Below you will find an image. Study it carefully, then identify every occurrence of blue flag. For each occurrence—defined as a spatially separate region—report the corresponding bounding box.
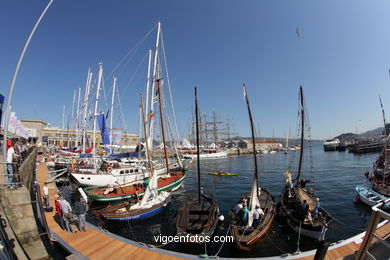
[0,94,4,126]
[97,113,110,153]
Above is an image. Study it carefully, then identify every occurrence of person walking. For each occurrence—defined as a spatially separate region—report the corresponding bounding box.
[54,194,65,229]
[74,197,87,232]
[60,196,76,233]
[43,183,49,207]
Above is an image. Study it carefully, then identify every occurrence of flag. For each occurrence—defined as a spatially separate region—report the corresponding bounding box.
[147,112,154,122]
[296,27,300,38]
[0,93,4,126]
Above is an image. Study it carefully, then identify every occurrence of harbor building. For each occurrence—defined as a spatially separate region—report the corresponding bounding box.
[243,139,283,151]
[20,119,138,147]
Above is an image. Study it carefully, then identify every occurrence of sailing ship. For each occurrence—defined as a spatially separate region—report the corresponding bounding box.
[356,95,390,205]
[93,82,172,221]
[84,170,185,202]
[180,111,228,159]
[278,86,332,241]
[176,87,220,242]
[229,85,275,251]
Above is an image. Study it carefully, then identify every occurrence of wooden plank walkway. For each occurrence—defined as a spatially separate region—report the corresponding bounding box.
[36,158,390,260]
[36,161,185,260]
[292,222,390,260]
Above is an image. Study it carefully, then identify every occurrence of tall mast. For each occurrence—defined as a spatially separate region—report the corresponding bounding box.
[213,112,218,145]
[140,94,154,175]
[110,77,117,153]
[195,87,201,204]
[149,21,162,152]
[243,85,260,200]
[145,49,153,118]
[145,49,153,157]
[75,87,81,147]
[82,69,92,153]
[93,63,103,164]
[156,80,170,173]
[61,105,65,146]
[296,86,305,183]
[379,94,388,183]
[70,89,76,146]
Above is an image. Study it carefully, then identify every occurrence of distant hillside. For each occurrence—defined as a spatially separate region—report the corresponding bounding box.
[335,124,389,142]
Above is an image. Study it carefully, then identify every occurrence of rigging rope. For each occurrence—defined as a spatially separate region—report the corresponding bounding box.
[265,233,289,255]
[161,30,182,146]
[332,215,365,231]
[213,226,230,257]
[116,85,128,134]
[104,24,157,87]
[121,51,149,96]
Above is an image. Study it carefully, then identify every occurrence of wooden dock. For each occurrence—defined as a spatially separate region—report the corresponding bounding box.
[36,160,389,259]
[292,221,390,260]
[36,161,187,260]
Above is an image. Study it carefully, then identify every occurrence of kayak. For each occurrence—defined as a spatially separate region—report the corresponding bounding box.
[209,172,237,176]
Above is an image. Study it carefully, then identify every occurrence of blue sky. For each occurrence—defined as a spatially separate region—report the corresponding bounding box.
[1,0,390,140]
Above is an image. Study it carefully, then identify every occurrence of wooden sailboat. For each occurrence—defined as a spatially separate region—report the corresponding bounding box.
[93,94,171,222]
[362,95,390,197]
[357,96,390,206]
[229,85,275,251]
[279,86,332,241]
[176,87,220,241]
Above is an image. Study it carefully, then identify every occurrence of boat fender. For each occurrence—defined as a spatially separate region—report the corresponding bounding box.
[218,214,224,222]
[355,194,360,200]
[108,167,112,172]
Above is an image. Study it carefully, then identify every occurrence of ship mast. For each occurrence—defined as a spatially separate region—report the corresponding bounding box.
[109,77,117,153]
[296,86,304,184]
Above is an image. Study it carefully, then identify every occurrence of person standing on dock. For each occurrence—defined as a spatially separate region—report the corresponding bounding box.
[74,197,87,232]
[6,140,17,188]
[54,194,65,229]
[60,196,76,233]
[43,183,49,207]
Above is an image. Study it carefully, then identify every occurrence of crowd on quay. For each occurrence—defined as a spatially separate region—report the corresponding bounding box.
[3,138,36,188]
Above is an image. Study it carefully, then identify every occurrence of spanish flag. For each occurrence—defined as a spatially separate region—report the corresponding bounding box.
[147,112,154,122]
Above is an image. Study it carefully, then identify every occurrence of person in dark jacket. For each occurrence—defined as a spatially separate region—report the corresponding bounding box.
[74,197,87,231]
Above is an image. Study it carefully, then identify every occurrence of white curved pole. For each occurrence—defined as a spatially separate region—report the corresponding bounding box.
[3,0,54,173]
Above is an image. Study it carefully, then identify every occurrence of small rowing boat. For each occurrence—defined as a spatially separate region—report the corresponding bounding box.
[209,172,237,176]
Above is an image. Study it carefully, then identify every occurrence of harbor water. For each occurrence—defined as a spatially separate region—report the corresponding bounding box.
[85,143,378,258]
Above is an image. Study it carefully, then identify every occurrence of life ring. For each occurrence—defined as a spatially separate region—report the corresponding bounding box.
[107,167,112,172]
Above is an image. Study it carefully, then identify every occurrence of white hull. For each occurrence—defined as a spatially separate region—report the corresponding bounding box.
[184,150,228,159]
[71,167,167,187]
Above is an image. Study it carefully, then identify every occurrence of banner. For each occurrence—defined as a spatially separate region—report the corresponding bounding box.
[6,111,31,139]
[0,94,4,127]
[111,130,122,145]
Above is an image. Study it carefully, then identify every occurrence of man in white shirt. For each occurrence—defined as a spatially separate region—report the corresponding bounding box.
[252,205,264,228]
[60,197,76,233]
[6,142,16,188]
[234,199,243,214]
[43,184,49,207]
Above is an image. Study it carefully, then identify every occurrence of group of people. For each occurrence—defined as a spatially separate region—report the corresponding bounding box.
[5,138,36,188]
[234,198,265,228]
[54,193,88,233]
[297,198,320,221]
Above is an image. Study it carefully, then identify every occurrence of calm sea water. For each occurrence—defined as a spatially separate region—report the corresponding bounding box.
[85,143,379,258]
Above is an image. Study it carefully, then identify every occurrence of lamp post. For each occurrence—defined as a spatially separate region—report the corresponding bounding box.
[2,0,54,175]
